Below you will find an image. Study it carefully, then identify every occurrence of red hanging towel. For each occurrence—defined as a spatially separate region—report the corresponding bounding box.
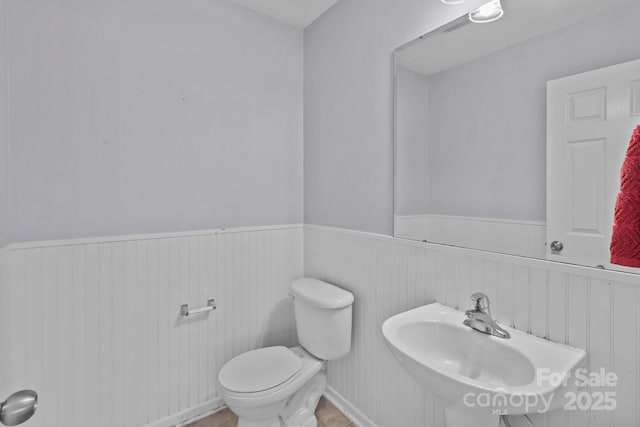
[610,124,640,267]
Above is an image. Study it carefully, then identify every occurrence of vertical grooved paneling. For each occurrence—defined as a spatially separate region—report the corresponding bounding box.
[530,268,548,338]
[123,242,136,426]
[457,256,471,311]
[147,239,160,422]
[205,236,215,399]
[0,257,10,399]
[4,225,638,427]
[513,265,530,332]
[157,238,170,419]
[71,246,86,427]
[25,249,42,417]
[373,238,385,424]
[496,262,514,326]
[85,245,100,426]
[567,276,589,426]
[177,237,189,412]
[41,248,57,425]
[483,259,498,303]
[588,279,612,427]
[542,270,568,427]
[445,254,459,309]
[435,251,447,304]
[0,226,302,427]
[56,247,72,425]
[99,244,114,427]
[187,236,198,410]
[305,227,640,427]
[469,257,483,301]
[612,284,638,427]
[197,235,208,404]
[8,251,25,396]
[112,242,126,426]
[360,239,373,419]
[548,272,568,344]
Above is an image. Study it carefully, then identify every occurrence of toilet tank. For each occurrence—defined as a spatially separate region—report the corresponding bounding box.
[291,278,354,360]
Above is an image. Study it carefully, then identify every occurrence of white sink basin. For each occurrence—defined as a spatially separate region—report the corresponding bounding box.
[382,303,586,427]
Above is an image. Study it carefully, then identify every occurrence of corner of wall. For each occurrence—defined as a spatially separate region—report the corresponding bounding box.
[0,0,10,249]
[0,248,12,398]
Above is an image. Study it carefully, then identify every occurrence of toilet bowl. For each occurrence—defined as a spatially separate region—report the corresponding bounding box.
[219,346,325,427]
[218,278,354,427]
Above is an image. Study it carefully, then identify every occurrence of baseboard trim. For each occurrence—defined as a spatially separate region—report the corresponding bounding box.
[140,388,374,427]
[324,385,379,427]
[143,397,225,427]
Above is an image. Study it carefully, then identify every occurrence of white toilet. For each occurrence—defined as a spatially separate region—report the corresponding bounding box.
[218,278,354,427]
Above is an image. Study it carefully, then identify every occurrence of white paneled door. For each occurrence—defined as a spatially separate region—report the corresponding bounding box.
[547,58,640,268]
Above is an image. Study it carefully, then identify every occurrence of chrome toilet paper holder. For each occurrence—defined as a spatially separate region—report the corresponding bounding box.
[180,299,216,317]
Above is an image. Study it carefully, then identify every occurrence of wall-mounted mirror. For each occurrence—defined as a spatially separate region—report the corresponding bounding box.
[394,0,640,272]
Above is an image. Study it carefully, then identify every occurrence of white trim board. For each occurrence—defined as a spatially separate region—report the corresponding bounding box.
[3,220,637,284]
[4,223,304,251]
[2,221,636,283]
[305,224,640,286]
[163,390,376,427]
[395,212,545,225]
[394,213,546,259]
[148,397,224,427]
[324,386,380,427]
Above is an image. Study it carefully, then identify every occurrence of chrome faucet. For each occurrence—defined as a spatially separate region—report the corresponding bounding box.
[463,292,511,339]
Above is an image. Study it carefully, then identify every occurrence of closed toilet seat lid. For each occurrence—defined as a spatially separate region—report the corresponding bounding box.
[219,346,302,393]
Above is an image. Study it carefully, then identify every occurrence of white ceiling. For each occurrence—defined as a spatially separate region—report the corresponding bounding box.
[226,0,340,28]
[397,0,637,76]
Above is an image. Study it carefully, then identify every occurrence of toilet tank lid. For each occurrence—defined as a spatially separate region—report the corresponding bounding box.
[291,278,354,309]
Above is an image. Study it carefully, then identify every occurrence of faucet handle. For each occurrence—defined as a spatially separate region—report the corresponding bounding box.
[470,292,491,312]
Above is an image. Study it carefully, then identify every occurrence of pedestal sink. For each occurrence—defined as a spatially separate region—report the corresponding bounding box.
[382,303,586,427]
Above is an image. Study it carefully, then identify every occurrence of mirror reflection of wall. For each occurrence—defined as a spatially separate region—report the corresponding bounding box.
[396,68,430,217]
[394,0,640,270]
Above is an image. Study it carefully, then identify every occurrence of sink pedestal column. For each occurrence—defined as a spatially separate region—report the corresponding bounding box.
[444,408,500,427]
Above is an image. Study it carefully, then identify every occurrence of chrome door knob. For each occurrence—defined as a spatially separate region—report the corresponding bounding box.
[550,241,564,253]
[0,390,37,426]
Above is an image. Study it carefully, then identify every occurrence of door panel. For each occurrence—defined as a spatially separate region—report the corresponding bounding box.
[547,58,640,269]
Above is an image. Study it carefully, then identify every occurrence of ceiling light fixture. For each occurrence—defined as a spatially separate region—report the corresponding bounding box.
[469,0,504,23]
[441,0,465,4]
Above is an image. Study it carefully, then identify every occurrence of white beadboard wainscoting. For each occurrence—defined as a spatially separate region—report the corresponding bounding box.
[304,225,640,427]
[394,214,546,259]
[0,225,303,427]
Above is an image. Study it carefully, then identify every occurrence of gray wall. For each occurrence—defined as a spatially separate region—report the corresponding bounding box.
[305,0,640,234]
[7,0,303,243]
[0,0,8,247]
[424,1,640,221]
[395,67,430,215]
[304,0,487,235]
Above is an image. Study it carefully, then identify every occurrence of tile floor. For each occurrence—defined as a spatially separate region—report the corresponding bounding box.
[187,396,354,427]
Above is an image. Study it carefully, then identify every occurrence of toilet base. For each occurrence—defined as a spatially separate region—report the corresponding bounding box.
[281,371,327,427]
[232,371,327,427]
